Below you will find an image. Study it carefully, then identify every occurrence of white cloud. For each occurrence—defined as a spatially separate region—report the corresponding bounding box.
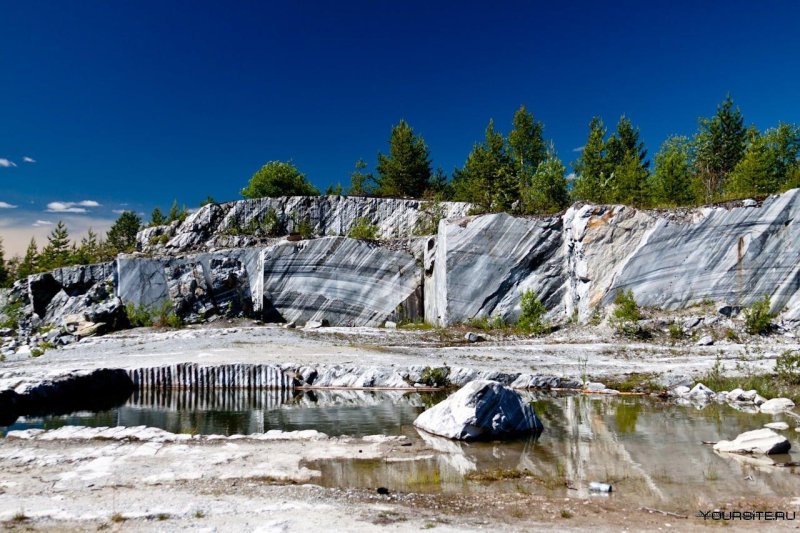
[22,156,36,163]
[112,209,126,214]
[572,146,585,153]
[566,172,577,182]
[33,220,54,227]
[0,201,17,209]
[0,158,17,168]
[46,200,101,213]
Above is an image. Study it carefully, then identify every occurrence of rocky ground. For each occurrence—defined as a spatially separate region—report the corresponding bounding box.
[2,318,800,531]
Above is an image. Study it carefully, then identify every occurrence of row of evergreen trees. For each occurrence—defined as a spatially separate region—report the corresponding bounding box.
[0,212,142,287]
[244,96,798,213]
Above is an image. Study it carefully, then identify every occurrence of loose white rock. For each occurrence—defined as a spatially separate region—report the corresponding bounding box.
[585,382,606,392]
[687,383,715,398]
[696,335,714,346]
[413,380,543,440]
[764,422,790,431]
[714,428,791,455]
[759,398,796,414]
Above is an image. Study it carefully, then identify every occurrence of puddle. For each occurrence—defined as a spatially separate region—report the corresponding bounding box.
[2,389,799,510]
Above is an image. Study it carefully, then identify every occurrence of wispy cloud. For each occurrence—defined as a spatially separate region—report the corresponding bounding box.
[0,202,17,209]
[46,200,102,213]
[566,172,577,182]
[0,158,17,168]
[572,146,585,153]
[22,156,36,163]
[33,220,54,227]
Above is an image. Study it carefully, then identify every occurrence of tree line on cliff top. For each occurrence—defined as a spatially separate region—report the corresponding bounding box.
[2,96,799,286]
[242,95,800,215]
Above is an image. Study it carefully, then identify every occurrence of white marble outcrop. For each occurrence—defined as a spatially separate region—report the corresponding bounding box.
[137,196,472,254]
[413,380,544,440]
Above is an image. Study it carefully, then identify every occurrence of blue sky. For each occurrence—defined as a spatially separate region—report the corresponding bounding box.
[2,0,799,255]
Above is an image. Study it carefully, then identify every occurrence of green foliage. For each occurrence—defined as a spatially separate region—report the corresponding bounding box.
[16,238,39,279]
[39,221,71,270]
[199,196,217,207]
[775,350,800,384]
[30,347,44,358]
[452,119,515,212]
[571,117,608,203]
[347,217,379,240]
[375,120,433,198]
[292,213,314,239]
[726,124,800,198]
[612,289,641,322]
[0,300,23,329]
[150,207,166,226]
[125,302,154,327]
[167,200,188,223]
[241,161,319,198]
[419,366,450,387]
[650,136,696,206]
[520,144,569,214]
[693,95,747,201]
[508,105,547,177]
[668,323,684,340]
[517,289,547,334]
[125,301,183,329]
[744,295,774,335]
[106,211,142,254]
[325,183,344,195]
[414,197,446,235]
[348,159,376,196]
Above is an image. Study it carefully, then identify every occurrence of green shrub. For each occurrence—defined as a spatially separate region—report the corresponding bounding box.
[668,323,683,340]
[348,217,379,240]
[776,350,800,384]
[414,199,445,236]
[125,303,154,327]
[517,289,547,334]
[0,300,23,330]
[419,366,450,387]
[153,301,183,329]
[612,289,641,322]
[466,315,507,331]
[291,213,314,239]
[30,348,44,357]
[744,295,774,335]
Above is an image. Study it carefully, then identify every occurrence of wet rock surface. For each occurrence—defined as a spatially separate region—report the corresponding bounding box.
[713,428,792,455]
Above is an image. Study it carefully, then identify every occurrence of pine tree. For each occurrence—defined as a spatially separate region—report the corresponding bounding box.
[508,105,547,177]
[241,161,319,198]
[150,207,166,226]
[521,144,569,214]
[167,200,188,223]
[348,159,376,196]
[17,238,39,279]
[572,117,608,202]
[693,95,747,201]
[452,120,515,212]
[40,221,71,270]
[650,136,696,206]
[73,228,100,265]
[375,120,433,198]
[613,151,651,206]
[106,211,142,254]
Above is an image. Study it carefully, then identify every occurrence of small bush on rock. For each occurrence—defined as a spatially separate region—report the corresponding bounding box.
[776,350,800,384]
[744,295,774,335]
[419,366,450,387]
[612,289,641,322]
[517,290,547,334]
[125,303,154,327]
[348,218,379,240]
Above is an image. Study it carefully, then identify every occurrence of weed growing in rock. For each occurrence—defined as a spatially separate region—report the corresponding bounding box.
[0,299,22,330]
[125,301,182,329]
[744,295,774,335]
[30,347,44,357]
[668,323,683,341]
[517,289,547,335]
[419,366,450,387]
[347,217,379,240]
[612,289,640,322]
[776,350,800,383]
[110,513,127,523]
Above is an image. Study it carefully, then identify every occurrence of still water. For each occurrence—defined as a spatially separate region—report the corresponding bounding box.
[3,389,799,509]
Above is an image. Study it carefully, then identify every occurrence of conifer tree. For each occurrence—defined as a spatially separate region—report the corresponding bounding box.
[572,117,608,202]
[150,207,166,226]
[40,221,71,270]
[17,238,39,279]
[521,144,569,214]
[375,120,433,198]
[650,136,696,206]
[0,237,8,288]
[106,211,142,254]
[693,95,747,200]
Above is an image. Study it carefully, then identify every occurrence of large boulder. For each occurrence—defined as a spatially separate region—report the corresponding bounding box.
[413,380,543,440]
[713,428,791,455]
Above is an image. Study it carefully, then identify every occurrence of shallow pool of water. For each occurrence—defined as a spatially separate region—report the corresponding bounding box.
[3,389,799,510]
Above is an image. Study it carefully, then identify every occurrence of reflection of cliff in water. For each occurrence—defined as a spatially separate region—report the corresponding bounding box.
[310,393,800,509]
[119,389,439,437]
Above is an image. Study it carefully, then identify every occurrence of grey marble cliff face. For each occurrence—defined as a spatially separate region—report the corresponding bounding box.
[260,237,422,326]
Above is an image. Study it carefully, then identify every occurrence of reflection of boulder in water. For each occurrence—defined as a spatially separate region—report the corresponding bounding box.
[414,380,543,441]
